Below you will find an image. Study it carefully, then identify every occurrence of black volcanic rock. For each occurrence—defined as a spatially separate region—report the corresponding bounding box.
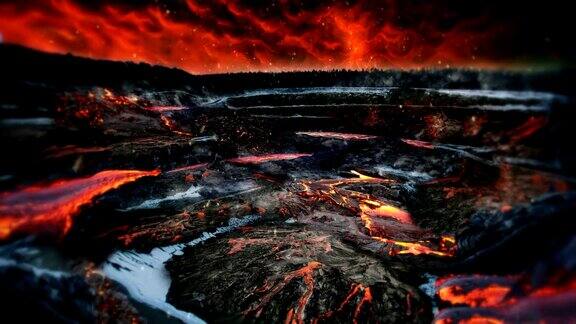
[0,45,575,323]
[166,224,432,323]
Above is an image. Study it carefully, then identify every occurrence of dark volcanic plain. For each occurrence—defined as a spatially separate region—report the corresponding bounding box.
[1,45,576,323]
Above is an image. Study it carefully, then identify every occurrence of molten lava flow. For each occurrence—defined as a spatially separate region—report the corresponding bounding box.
[144,106,188,113]
[439,285,510,307]
[227,153,312,165]
[298,172,455,257]
[401,139,435,149]
[298,171,392,195]
[296,132,378,141]
[159,115,193,136]
[339,284,365,312]
[528,278,576,298]
[165,163,208,174]
[372,237,455,257]
[359,200,413,224]
[0,170,160,240]
[353,287,373,324]
[311,283,374,323]
[435,314,504,324]
[437,277,513,307]
[247,261,322,323]
[434,274,576,323]
[57,88,143,127]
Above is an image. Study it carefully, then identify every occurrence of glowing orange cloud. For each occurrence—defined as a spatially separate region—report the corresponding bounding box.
[0,0,526,73]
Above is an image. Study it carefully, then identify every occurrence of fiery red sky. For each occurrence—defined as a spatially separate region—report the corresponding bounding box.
[0,0,571,74]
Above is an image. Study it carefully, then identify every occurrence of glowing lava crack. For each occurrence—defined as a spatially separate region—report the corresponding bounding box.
[0,169,160,240]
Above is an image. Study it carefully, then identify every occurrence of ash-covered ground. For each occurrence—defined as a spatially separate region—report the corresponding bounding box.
[1,45,576,323]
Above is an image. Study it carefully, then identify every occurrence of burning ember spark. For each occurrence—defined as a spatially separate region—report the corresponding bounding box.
[296,132,378,141]
[227,153,312,165]
[0,169,160,240]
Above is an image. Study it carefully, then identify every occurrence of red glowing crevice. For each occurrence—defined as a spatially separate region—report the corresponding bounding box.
[227,153,312,165]
[401,139,436,149]
[165,163,209,174]
[296,132,378,141]
[144,106,189,113]
[311,283,374,323]
[159,115,193,136]
[247,261,322,323]
[0,169,160,240]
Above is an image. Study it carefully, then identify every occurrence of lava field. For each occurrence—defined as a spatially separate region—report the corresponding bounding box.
[1,45,576,323]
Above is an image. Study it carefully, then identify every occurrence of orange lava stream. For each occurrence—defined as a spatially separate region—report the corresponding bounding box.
[165,163,208,174]
[435,316,504,324]
[0,169,160,240]
[249,261,322,323]
[159,115,193,136]
[227,153,312,165]
[359,200,413,224]
[401,139,436,149]
[311,283,373,323]
[352,286,373,324]
[296,132,378,141]
[437,284,511,307]
[144,106,188,113]
[434,276,576,323]
[372,236,454,257]
[299,171,455,257]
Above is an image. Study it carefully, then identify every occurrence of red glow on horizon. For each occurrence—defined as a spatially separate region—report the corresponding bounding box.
[0,0,518,74]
